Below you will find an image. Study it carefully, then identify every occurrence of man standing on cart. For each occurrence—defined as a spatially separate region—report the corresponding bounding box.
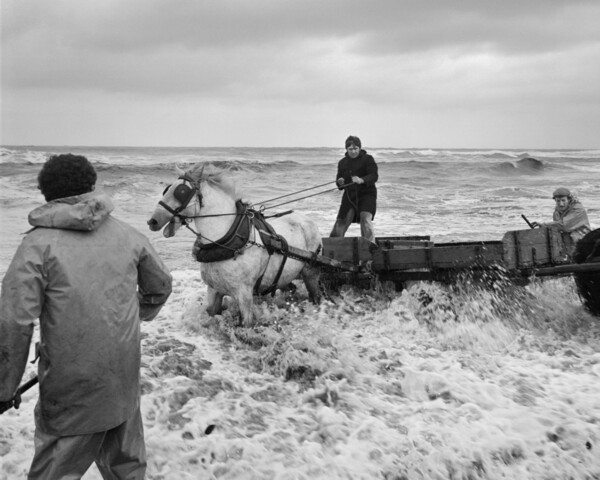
[329,135,379,243]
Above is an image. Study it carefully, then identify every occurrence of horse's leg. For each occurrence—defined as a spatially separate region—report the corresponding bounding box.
[206,286,225,316]
[233,285,255,326]
[301,264,322,304]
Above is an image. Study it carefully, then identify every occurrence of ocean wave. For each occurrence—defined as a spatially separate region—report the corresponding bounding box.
[373,149,528,159]
[482,151,520,159]
[490,157,545,174]
[0,147,49,165]
[371,149,439,156]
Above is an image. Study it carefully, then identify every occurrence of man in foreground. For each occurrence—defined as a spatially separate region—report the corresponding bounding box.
[0,154,173,479]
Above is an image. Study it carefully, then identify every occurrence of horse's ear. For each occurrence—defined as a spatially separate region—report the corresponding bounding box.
[175,165,185,176]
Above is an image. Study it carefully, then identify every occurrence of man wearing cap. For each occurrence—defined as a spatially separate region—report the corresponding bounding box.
[0,154,172,479]
[531,187,591,242]
[330,135,379,243]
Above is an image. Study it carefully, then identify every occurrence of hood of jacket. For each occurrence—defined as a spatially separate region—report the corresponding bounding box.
[343,149,367,160]
[28,192,115,231]
[554,199,581,219]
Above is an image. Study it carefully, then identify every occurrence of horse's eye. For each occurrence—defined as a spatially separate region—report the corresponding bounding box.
[162,184,171,195]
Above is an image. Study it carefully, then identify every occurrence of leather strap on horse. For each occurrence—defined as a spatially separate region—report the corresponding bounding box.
[193,200,251,262]
[194,201,293,278]
[193,202,294,297]
[253,234,289,296]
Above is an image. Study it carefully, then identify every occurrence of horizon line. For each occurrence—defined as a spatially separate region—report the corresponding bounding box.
[2,144,597,151]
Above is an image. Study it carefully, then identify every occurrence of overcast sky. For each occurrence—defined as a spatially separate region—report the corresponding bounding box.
[2,0,599,148]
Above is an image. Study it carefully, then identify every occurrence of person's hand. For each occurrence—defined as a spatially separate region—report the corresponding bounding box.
[530,221,542,228]
[13,392,22,410]
[351,176,364,184]
[336,178,345,186]
[0,398,15,414]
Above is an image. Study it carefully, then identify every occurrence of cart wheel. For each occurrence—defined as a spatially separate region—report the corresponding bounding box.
[573,228,600,315]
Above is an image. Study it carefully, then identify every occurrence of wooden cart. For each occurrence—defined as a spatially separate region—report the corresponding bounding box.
[270,226,600,314]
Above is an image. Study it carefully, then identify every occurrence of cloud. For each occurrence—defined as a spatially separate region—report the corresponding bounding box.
[6,0,599,52]
[2,0,599,147]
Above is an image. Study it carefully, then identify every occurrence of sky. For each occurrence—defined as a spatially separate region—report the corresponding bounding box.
[1,0,599,149]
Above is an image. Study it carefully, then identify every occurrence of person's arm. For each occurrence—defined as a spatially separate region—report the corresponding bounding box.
[561,203,590,233]
[530,220,559,228]
[359,155,378,186]
[137,242,172,322]
[531,207,564,229]
[0,241,44,402]
[335,159,346,189]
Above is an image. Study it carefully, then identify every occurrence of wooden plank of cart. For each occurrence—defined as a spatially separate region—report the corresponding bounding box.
[267,226,600,312]
[323,228,600,296]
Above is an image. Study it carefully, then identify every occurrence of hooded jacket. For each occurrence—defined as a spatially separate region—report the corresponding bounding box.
[549,199,591,242]
[335,149,378,222]
[0,192,172,435]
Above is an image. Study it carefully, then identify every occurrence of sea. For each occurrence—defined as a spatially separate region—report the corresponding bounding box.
[1,145,600,479]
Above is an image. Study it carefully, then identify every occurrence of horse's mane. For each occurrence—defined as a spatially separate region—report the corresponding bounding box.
[186,163,240,199]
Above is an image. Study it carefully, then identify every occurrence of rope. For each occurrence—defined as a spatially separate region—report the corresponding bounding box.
[260,182,356,211]
[344,182,360,215]
[257,181,333,205]
[167,180,357,236]
[183,212,241,219]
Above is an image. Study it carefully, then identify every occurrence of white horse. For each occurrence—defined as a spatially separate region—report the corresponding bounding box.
[147,163,322,325]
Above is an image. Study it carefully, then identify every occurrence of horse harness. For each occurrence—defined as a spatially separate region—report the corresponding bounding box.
[193,201,300,296]
[161,176,299,296]
[159,174,202,218]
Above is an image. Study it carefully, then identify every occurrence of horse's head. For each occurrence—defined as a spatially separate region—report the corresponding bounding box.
[147,166,204,237]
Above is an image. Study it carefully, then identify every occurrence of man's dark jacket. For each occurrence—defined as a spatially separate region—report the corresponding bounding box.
[335,149,378,223]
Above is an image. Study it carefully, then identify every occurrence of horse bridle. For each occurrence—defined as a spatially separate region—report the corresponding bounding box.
[159,174,203,219]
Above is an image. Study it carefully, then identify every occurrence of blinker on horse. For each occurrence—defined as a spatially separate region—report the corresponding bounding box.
[147,163,322,326]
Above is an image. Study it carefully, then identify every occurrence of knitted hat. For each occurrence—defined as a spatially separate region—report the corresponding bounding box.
[345,135,361,149]
[552,187,571,198]
[38,154,97,201]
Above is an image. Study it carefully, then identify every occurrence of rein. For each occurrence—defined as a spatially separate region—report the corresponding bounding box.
[163,180,347,227]
[159,178,355,247]
[257,181,356,211]
[257,181,332,205]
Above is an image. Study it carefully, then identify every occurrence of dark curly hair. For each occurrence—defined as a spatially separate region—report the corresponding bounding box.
[38,154,97,201]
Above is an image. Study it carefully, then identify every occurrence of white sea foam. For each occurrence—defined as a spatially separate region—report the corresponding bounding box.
[6,270,600,479]
[1,146,600,478]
